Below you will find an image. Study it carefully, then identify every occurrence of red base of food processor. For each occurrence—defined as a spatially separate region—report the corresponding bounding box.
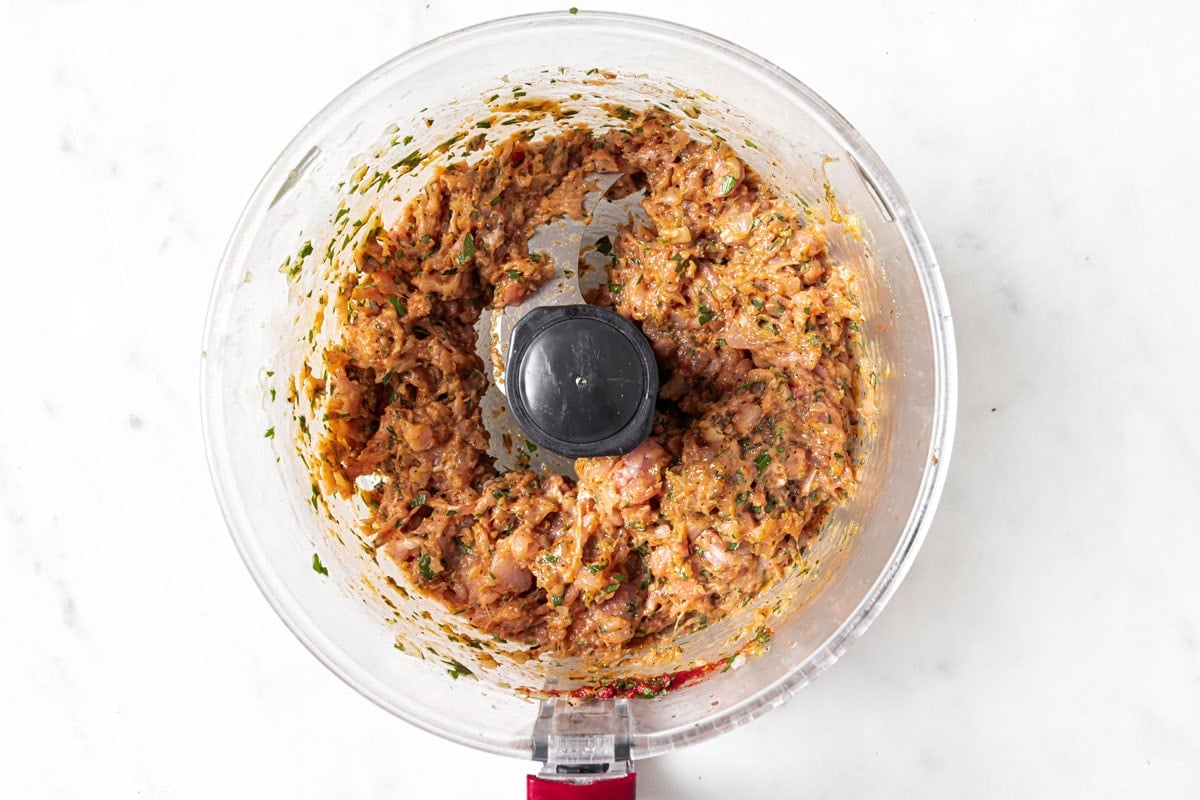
[527,774,636,799]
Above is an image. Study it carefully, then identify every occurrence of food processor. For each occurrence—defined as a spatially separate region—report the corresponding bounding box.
[201,11,956,797]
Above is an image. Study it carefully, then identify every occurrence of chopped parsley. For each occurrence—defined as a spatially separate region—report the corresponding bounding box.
[263,426,275,439]
[410,491,428,507]
[598,576,625,600]
[393,149,422,170]
[456,231,475,265]
[698,303,714,325]
[312,553,328,575]
[719,174,737,195]
[388,295,407,318]
[445,659,474,680]
[506,268,522,280]
[754,453,772,474]
[417,553,435,580]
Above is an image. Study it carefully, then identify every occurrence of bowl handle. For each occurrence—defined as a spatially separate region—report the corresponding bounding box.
[529,698,636,798]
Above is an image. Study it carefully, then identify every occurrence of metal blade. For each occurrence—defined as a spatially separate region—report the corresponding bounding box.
[475,173,649,477]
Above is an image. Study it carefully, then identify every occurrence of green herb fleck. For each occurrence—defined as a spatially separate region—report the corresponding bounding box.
[475,120,492,129]
[551,594,564,607]
[456,231,475,265]
[312,552,328,575]
[393,149,422,171]
[445,659,474,680]
[298,240,314,258]
[389,295,408,318]
[569,6,578,13]
[727,541,741,551]
[506,268,522,280]
[754,453,772,474]
[264,426,275,439]
[744,138,759,149]
[719,174,737,195]
[417,553,435,580]
[698,303,714,325]
[410,491,428,507]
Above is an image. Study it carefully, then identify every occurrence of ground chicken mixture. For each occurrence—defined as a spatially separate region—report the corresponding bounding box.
[319,108,861,660]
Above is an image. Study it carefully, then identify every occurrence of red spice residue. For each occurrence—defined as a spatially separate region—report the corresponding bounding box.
[557,626,773,701]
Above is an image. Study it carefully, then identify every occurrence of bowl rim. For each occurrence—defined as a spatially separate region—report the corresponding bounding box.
[201,8,957,761]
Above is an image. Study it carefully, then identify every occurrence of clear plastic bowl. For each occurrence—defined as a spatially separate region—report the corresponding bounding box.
[202,11,956,762]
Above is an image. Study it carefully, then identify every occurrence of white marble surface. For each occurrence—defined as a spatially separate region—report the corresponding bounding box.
[2,0,1198,796]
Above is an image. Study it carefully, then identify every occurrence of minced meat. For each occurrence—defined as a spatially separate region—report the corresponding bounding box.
[318,108,861,660]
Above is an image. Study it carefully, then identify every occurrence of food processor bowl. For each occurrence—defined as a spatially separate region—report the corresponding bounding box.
[202,8,956,779]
